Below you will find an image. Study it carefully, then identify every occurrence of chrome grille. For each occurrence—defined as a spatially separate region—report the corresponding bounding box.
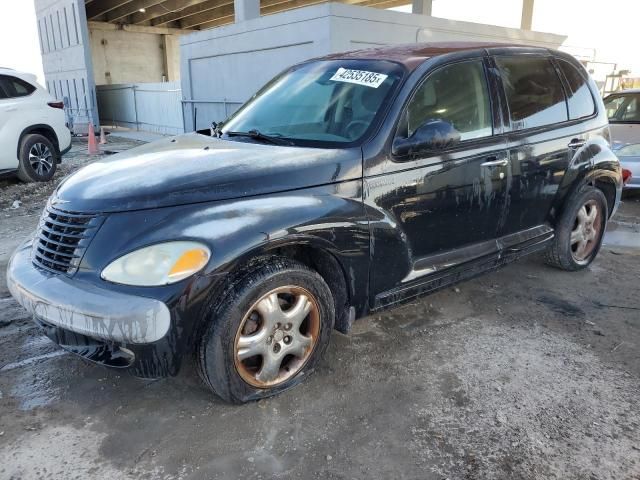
[32,205,102,275]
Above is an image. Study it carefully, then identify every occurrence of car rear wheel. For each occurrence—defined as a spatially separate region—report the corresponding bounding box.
[544,186,608,271]
[17,133,57,182]
[197,258,334,403]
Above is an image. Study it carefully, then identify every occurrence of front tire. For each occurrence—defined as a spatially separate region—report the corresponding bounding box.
[544,186,608,271]
[17,133,57,182]
[197,258,334,403]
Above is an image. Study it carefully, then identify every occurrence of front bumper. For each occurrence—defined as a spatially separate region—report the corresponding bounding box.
[7,240,171,345]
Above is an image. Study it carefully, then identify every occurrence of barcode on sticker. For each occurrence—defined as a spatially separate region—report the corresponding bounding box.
[329,68,388,88]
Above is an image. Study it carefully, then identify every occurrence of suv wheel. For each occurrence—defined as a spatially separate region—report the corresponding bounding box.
[17,133,57,182]
[544,186,608,271]
[197,258,335,403]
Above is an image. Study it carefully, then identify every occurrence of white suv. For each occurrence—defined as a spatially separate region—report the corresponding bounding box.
[0,68,71,182]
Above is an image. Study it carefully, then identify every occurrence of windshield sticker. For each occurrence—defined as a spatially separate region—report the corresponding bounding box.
[329,68,388,88]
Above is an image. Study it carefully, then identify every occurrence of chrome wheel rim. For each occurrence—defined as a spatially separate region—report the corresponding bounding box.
[570,199,602,263]
[28,143,53,177]
[233,286,320,388]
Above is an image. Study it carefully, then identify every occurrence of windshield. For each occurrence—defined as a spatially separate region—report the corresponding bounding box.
[222,60,405,147]
[604,93,640,123]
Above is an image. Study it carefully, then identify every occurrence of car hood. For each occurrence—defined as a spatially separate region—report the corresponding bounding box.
[53,133,362,213]
[609,123,640,151]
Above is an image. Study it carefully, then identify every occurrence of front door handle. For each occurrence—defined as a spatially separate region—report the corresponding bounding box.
[3,107,16,112]
[481,158,508,167]
[568,138,586,149]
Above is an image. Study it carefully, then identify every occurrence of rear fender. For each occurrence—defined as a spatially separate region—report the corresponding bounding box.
[553,137,622,221]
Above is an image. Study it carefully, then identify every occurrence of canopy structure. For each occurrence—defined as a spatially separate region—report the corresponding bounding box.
[83,0,419,29]
[35,0,543,133]
[84,0,537,30]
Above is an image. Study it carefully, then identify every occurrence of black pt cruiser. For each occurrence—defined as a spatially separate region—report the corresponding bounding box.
[8,42,622,403]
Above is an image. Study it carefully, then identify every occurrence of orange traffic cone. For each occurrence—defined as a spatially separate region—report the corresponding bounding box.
[99,126,107,145]
[87,122,100,155]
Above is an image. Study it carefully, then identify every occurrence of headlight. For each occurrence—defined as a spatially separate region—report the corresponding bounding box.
[101,241,210,286]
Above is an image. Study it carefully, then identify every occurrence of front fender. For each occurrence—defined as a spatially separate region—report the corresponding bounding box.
[81,180,369,315]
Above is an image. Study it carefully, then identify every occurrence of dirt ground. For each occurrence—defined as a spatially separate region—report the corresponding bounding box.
[1,138,639,479]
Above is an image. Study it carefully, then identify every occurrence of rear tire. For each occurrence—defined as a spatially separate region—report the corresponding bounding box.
[544,186,608,271]
[17,134,57,183]
[197,258,334,404]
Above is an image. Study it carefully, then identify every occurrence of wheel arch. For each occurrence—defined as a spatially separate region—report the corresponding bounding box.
[592,173,618,217]
[18,125,61,160]
[554,138,622,224]
[555,169,620,225]
[222,236,356,334]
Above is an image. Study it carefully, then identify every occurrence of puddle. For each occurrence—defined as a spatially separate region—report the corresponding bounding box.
[1,350,67,373]
[1,332,69,410]
[7,358,65,410]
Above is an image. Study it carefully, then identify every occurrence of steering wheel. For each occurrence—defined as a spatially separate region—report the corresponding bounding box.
[345,120,369,140]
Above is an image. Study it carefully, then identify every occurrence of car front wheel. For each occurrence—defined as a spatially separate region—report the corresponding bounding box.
[197,258,335,403]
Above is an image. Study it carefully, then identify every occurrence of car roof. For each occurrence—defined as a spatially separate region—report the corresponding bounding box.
[0,67,23,75]
[0,68,40,87]
[317,41,549,71]
[0,67,34,76]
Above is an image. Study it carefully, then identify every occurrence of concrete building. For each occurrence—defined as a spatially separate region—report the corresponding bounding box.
[180,2,564,131]
[33,0,564,134]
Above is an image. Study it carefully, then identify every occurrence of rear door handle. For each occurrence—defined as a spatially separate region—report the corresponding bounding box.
[3,107,16,112]
[481,158,508,167]
[568,139,586,149]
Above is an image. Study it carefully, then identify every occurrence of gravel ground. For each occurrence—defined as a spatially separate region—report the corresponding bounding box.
[0,138,639,479]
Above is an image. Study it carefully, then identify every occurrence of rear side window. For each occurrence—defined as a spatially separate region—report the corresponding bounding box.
[495,56,568,130]
[557,60,596,119]
[0,75,36,98]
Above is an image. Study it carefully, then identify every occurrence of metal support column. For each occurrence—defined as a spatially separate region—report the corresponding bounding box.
[234,0,260,23]
[521,0,534,30]
[411,0,432,15]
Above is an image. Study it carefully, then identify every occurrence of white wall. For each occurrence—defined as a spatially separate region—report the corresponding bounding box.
[97,82,184,135]
[181,8,333,129]
[180,2,567,131]
[329,5,566,50]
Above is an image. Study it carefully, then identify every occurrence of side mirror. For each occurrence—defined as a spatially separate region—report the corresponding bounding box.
[392,119,461,158]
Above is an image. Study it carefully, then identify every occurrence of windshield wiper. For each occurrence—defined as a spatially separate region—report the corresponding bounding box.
[225,129,294,146]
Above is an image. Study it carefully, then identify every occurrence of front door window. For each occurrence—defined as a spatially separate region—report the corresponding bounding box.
[399,59,492,142]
